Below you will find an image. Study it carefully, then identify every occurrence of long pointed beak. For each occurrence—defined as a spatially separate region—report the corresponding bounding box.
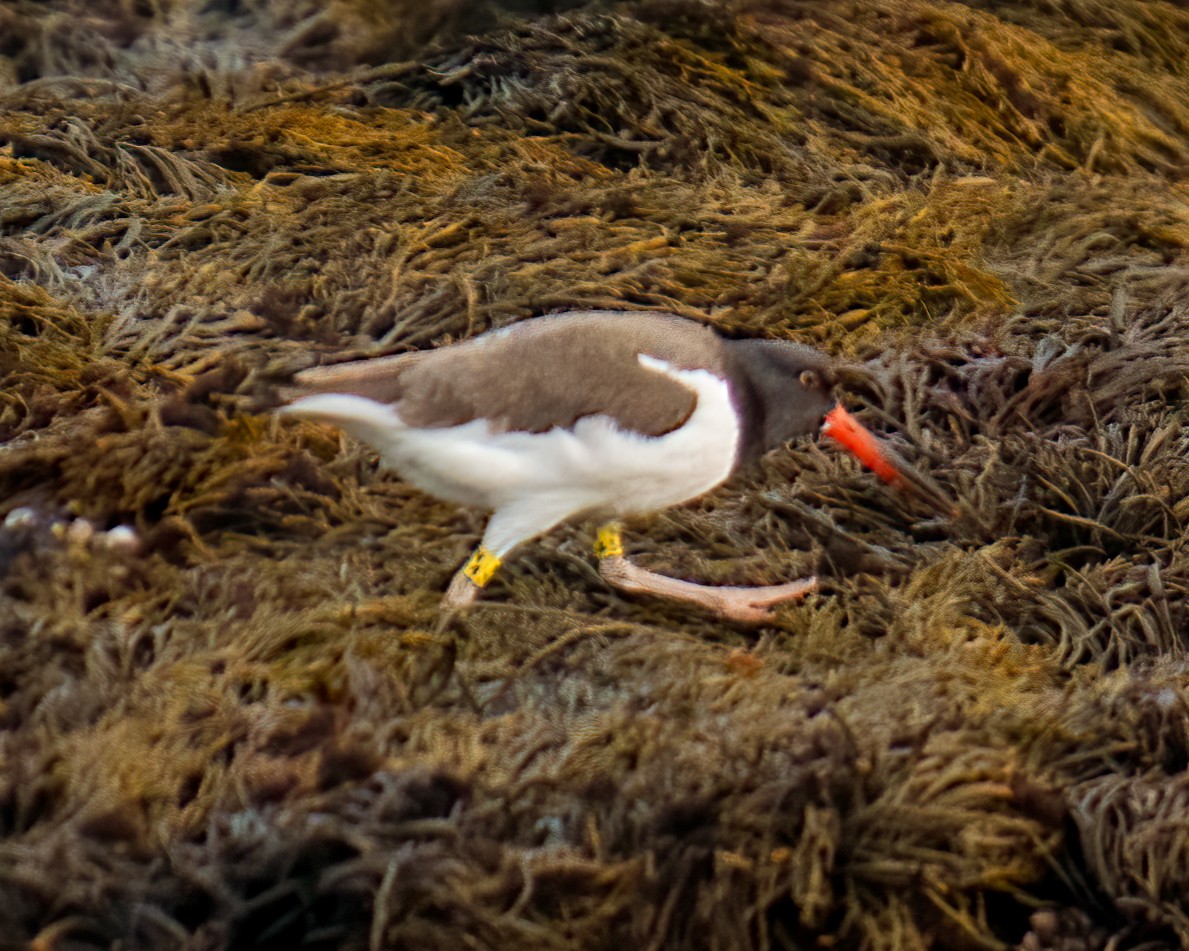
[821,404,902,486]
[821,405,958,518]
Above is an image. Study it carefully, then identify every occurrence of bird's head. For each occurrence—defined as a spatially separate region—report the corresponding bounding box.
[728,339,838,450]
[730,338,956,516]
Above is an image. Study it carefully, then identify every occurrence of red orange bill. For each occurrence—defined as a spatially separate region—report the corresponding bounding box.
[821,404,960,518]
[821,404,902,486]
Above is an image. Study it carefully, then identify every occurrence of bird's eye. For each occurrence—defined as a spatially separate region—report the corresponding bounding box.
[799,370,820,389]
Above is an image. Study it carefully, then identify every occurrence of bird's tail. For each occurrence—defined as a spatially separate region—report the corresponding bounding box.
[275,350,428,433]
[281,351,427,405]
[279,393,404,433]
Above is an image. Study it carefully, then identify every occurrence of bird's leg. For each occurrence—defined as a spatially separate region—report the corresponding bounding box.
[440,545,501,621]
[595,524,817,624]
[438,499,580,621]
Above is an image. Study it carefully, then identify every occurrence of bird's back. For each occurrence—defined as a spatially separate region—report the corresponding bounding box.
[289,310,730,438]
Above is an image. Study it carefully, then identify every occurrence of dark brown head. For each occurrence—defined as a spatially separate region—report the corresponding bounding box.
[725,339,837,461]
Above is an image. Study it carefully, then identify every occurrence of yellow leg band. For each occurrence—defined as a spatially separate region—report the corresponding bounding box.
[594,525,624,559]
[462,547,501,587]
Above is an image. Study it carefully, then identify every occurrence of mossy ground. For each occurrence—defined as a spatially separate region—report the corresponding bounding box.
[1,1,1189,948]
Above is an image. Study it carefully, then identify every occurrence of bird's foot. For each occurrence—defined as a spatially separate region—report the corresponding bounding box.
[703,578,819,623]
[599,556,816,624]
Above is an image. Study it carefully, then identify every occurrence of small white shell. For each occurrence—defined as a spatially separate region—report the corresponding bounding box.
[3,507,37,529]
[103,525,140,553]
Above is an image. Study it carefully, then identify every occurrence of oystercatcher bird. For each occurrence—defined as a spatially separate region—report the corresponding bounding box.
[280,310,907,622]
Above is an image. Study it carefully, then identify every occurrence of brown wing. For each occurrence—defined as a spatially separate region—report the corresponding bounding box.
[286,350,431,404]
[288,311,729,438]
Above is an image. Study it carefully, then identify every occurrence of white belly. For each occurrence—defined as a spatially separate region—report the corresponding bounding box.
[283,357,740,522]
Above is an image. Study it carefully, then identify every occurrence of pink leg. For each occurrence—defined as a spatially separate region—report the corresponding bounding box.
[442,568,482,612]
[598,554,817,624]
[438,499,582,622]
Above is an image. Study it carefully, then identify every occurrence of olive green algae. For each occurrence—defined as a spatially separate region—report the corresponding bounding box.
[1,1,1189,948]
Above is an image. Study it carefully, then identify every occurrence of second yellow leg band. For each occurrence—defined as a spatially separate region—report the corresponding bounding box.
[594,525,624,559]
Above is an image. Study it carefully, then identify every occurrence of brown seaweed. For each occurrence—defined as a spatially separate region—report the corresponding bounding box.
[2,0,1189,948]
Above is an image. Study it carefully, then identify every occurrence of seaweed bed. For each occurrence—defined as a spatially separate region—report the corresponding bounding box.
[1,0,1189,948]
